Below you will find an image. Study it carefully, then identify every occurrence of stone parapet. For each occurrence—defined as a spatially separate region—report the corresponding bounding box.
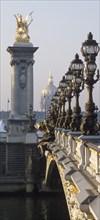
[45,128,100,219]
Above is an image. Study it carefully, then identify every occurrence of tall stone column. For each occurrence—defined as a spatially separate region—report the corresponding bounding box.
[7,44,38,139]
[7,44,38,117]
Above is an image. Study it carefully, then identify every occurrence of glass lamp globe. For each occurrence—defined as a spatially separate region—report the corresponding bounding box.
[76,77,82,85]
[65,68,73,81]
[86,62,97,72]
[70,53,84,72]
[57,86,62,94]
[53,91,59,101]
[59,76,66,88]
[66,86,70,92]
[81,32,100,57]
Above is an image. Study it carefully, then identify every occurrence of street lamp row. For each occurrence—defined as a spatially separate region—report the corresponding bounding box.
[46,32,100,135]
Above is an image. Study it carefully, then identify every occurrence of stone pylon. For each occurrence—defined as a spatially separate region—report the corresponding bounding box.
[7,43,38,141]
[0,15,39,193]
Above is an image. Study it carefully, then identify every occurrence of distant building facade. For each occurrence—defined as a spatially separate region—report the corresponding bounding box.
[40,72,57,113]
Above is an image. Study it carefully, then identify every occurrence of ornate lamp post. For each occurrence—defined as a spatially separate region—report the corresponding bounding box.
[56,87,63,127]
[52,91,60,127]
[80,32,100,134]
[53,91,59,124]
[49,98,57,126]
[58,76,67,127]
[46,97,59,135]
[70,53,84,131]
[63,68,73,129]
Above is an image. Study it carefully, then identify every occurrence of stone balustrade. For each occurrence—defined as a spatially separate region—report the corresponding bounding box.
[54,128,100,184]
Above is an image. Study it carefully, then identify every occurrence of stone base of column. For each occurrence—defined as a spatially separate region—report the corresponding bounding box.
[25,133,39,193]
[0,131,39,193]
[7,115,29,143]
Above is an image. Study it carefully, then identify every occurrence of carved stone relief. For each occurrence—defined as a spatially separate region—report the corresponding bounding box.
[19,64,27,89]
[65,181,88,220]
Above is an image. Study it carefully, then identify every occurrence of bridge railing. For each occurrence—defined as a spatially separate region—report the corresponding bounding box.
[54,128,100,184]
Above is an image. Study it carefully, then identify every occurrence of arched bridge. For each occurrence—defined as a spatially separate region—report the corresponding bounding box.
[38,128,100,220]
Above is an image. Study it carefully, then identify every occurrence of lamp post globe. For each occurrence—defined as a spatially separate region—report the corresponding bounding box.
[81,32,99,61]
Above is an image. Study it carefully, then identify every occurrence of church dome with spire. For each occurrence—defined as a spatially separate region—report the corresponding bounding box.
[40,71,57,112]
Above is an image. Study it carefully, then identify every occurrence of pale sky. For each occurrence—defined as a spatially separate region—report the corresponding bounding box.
[0,0,100,111]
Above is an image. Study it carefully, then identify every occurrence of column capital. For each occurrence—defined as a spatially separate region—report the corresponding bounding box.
[10,59,20,66]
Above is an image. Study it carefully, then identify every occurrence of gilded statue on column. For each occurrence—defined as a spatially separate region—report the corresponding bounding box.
[14,12,33,43]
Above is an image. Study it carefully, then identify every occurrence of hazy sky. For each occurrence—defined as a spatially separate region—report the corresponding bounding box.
[0,0,100,111]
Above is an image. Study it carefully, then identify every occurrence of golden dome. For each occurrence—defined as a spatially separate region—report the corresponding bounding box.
[41,71,56,96]
[40,72,57,112]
